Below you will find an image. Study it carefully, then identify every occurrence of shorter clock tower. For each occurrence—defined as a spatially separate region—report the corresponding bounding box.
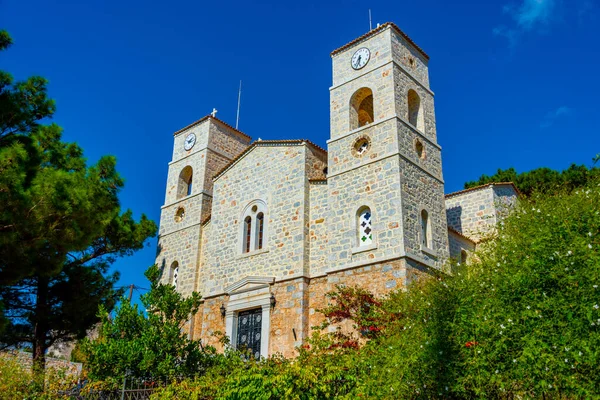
[155,116,251,297]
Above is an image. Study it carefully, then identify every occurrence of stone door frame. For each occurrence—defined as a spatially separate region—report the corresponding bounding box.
[224,276,275,358]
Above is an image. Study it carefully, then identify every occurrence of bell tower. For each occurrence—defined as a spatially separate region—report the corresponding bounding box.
[326,23,449,275]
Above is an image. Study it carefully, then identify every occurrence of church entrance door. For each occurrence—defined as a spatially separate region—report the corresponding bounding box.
[236,308,262,358]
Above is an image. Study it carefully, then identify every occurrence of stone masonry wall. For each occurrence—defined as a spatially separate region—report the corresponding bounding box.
[330,31,395,139]
[399,157,449,268]
[200,144,312,296]
[156,225,201,296]
[393,64,437,143]
[445,186,497,241]
[326,156,405,273]
[390,29,430,89]
[308,181,329,276]
[195,260,433,359]
[448,230,476,262]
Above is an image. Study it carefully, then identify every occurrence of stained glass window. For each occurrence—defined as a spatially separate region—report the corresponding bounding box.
[171,262,179,289]
[358,207,373,246]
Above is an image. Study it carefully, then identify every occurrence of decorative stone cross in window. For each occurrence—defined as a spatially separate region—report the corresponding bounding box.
[357,141,369,155]
[211,108,218,118]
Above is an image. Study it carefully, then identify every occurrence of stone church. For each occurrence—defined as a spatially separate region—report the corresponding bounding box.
[155,22,518,358]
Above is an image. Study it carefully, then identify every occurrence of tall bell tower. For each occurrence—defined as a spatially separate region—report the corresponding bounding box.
[326,23,449,276]
[155,115,251,296]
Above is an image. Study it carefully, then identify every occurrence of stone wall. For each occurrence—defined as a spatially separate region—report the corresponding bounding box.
[308,181,329,276]
[445,184,518,242]
[201,143,314,297]
[448,229,476,262]
[390,29,430,88]
[2,351,82,377]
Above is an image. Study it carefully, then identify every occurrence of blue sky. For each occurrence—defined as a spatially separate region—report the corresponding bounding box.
[2,0,599,303]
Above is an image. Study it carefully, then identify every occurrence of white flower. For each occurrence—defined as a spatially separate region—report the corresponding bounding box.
[500,324,506,329]
[594,304,599,310]
[589,232,593,237]
[565,359,568,363]
[513,359,517,363]
[589,244,593,249]
[579,351,583,356]
[527,306,531,310]
[495,370,499,374]
[594,285,598,289]
[567,250,573,256]
[508,319,512,323]
[549,384,552,389]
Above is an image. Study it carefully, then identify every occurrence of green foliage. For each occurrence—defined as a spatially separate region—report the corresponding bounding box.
[0,30,157,375]
[83,265,212,380]
[0,354,74,399]
[0,31,55,141]
[151,178,600,399]
[464,162,600,196]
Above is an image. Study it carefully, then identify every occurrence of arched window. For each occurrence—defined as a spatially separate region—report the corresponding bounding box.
[420,209,431,249]
[244,216,252,253]
[256,212,264,250]
[460,250,468,265]
[349,88,374,130]
[408,89,424,131]
[177,166,193,199]
[357,206,373,246]
[241,200,267,254]
[170,261,179,289]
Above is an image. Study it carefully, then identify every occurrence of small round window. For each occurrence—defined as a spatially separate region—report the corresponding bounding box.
[415,139,424,159]
[352,136,371,157]
[174,207,186,223]
[251,205,258,213]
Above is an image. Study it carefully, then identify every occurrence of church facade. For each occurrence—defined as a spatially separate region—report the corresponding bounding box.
[155,23,518,358]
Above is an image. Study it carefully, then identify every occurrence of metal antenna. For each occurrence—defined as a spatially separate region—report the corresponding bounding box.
[235,80,242,130]
[369,9,372,31]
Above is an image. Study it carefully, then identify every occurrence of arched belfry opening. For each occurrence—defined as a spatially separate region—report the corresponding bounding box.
[407,89,424,131]
[349,88,374,130]
[177,166,193,199]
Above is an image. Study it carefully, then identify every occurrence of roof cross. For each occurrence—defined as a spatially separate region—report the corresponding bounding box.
[211,108,218,118]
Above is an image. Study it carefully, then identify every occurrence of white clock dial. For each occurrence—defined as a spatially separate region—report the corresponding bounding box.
[184,133,196,150]
[351,47,370,70]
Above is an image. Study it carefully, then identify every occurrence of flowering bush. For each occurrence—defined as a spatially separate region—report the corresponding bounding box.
[151,178,599,398]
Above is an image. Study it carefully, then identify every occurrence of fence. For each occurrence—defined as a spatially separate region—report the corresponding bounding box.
[66,377,173,400]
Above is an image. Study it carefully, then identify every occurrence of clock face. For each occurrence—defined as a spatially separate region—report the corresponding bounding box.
[184,133,196,150]
[351,47,370,70]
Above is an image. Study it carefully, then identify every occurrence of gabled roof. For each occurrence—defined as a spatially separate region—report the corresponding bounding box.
[172,115,252,141]
[330,22,429,60]
[448,226,478,245]
[445,182,520,200]
[212,139,327,182]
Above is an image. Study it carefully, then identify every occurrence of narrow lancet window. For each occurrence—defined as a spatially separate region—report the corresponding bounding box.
[358,207,373,246]
[244,216,252,253]
[461,250,468,265]
[170,261,179,289]
[256,212,264,250]
[408,89,424,131]
[421,209,431,248]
